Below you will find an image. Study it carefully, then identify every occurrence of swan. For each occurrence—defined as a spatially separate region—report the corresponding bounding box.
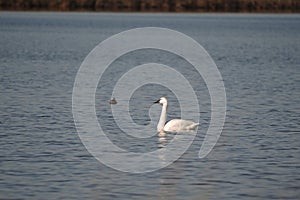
[154,97,199,133]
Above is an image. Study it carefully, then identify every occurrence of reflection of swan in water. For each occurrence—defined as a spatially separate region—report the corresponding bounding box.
[108,97,117,104]
[154,97,199,133]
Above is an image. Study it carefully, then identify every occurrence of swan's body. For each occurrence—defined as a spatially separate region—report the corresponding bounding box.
[154,97,199,133]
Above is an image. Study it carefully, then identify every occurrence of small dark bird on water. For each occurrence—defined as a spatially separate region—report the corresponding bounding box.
[108,97,117,104]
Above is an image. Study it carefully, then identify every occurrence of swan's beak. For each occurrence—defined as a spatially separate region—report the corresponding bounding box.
[153,99,160,104]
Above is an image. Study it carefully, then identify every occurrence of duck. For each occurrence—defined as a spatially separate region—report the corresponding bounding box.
[108,97,117,105]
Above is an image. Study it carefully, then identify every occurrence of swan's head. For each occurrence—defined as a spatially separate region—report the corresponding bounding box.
[154,97,168,105]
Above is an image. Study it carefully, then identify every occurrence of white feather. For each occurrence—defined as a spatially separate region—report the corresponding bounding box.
[155,97,199,133]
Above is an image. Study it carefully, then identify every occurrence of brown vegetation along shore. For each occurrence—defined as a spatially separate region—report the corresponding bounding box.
[0,0,299,13]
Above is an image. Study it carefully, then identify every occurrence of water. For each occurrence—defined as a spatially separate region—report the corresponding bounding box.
[1,12,299,199]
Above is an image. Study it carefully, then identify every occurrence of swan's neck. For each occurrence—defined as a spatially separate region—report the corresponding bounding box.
[157,103,167,132]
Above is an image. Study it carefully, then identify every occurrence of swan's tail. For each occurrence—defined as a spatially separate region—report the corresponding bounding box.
[187,122,200,130]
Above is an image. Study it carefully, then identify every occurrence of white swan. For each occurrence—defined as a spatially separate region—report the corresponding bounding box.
[154,97,199,133]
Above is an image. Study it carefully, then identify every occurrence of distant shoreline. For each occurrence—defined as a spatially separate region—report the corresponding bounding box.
[1,10,299,14]
[0,0,299,13]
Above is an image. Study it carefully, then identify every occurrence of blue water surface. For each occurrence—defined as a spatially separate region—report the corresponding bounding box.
[0,12,299,199]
